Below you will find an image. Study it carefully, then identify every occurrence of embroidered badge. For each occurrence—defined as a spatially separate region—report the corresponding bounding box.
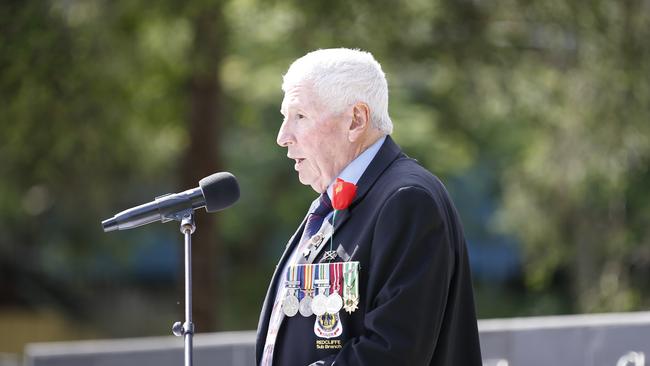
[313,313,343,339]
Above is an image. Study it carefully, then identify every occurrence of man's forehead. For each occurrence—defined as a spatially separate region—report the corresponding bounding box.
[281,84,313,114]
[280,92,298,115]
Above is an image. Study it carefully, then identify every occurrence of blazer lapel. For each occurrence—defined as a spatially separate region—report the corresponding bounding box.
[255,213,308,362]
[305,136,403,264]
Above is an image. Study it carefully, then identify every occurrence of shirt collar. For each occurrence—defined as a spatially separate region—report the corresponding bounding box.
[326,135,386,201]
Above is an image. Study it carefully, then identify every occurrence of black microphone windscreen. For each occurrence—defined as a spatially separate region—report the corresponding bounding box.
[199,172,240,212]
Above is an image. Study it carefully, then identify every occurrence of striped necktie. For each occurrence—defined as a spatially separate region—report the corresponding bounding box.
[303,193,333,240]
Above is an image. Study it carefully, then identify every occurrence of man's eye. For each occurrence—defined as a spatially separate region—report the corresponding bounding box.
[296,114,305,119]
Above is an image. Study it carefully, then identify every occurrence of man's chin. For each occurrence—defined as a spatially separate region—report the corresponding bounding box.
[298,175,326,194]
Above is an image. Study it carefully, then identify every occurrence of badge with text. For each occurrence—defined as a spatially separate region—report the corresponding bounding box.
[314,312,343,339]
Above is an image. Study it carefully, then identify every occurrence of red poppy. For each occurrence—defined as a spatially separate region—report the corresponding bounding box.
[332,178,357,210]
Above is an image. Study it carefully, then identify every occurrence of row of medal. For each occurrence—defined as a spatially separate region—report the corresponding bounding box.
[282,261,359,318]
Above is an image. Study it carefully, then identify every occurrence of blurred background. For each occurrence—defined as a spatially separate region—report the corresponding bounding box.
[1,0,649,360]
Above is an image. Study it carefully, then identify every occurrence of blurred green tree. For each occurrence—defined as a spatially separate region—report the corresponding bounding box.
[0,0,649,351]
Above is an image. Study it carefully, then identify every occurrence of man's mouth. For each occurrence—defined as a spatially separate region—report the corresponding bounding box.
[294,158,305,170]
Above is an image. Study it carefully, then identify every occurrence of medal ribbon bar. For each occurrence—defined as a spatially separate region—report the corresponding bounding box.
[329,262,343,297]
[343,261,359,313]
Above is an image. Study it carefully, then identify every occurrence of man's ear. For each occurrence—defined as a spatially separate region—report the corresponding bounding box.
[348,102,371,142]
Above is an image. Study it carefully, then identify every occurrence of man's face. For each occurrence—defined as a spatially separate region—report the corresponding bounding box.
[278,83,354,193]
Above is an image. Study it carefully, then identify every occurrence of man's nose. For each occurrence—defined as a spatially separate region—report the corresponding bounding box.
[276,120,294,147]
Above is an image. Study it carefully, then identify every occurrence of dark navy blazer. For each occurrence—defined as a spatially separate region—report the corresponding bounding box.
[256,136,482,365]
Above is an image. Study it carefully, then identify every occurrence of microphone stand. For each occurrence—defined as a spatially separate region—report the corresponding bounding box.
[172,211,196,366]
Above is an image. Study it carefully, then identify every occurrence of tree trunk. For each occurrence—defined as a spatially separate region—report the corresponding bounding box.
[181,6,226,331]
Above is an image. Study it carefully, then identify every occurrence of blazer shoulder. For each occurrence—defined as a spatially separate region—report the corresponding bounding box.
[377,155,449,200]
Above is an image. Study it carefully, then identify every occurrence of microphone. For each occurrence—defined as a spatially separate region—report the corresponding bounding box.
[101,172,240,232]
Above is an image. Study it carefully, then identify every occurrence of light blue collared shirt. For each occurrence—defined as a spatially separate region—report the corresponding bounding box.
[326,135,386,202]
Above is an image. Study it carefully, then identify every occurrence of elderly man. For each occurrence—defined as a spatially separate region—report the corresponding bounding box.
[256,48,482,366]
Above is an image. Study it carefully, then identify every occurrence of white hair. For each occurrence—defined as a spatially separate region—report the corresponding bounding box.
[282,48,393,135]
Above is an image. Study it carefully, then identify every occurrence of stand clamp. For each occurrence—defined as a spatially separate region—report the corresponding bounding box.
[172,321,195,337]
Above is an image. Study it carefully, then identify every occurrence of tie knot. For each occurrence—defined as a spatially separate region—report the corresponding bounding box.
[303,193,333,240]
[313,193,332,217]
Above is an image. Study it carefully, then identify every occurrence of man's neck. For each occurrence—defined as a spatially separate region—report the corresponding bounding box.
[325,134,387,200]
[352,130,384,160]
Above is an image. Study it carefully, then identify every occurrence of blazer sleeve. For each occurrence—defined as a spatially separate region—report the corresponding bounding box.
[316,185,456,366]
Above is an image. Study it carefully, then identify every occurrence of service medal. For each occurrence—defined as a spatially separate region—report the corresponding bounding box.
[343,296,359,313]
[282,265,300,317]
[282,294,299,317]
[326,262,344,314]
[299,295,313,317]
[326,293,343,314]
[343,261,360,314]
[311,294,328,316]
[311,263,330,316]
[299,264,314,317]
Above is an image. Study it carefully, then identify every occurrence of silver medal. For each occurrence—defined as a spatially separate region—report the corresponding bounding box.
[282,294,299,317]
[325,292,343,314]
[311,293,328,316]
[299,295,313,317]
